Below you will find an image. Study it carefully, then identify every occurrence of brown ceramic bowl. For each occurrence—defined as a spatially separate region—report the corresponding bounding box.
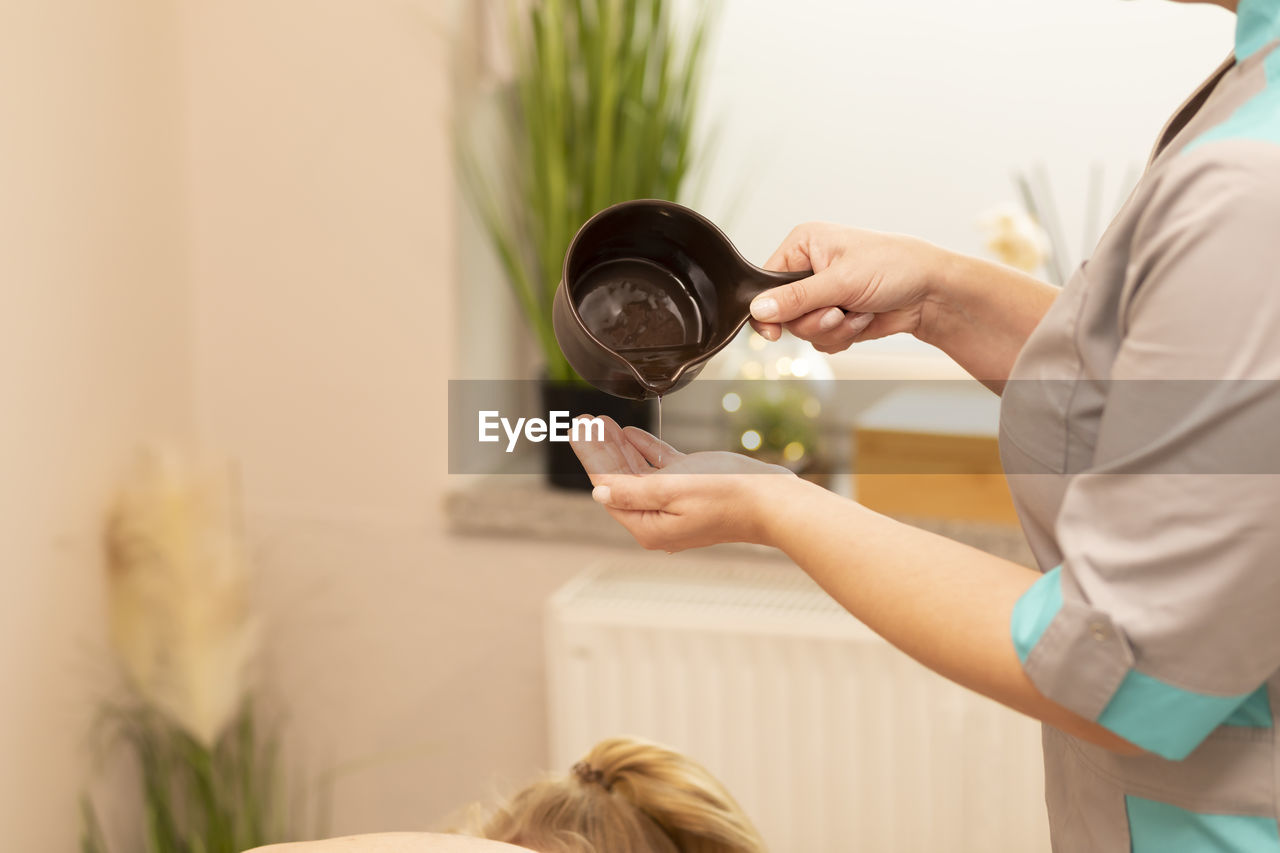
[553,200,809,400]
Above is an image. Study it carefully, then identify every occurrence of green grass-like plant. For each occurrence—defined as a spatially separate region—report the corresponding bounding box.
[459,0,713,382]
[81,700,290,853]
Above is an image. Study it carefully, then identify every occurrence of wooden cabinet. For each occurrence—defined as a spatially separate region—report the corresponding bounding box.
[853,385,1020,524]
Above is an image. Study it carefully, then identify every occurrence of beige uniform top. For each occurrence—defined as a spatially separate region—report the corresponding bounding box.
[999,1,1280,849]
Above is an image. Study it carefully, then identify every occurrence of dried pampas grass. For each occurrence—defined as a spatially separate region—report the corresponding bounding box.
[104,447,259,748]
[84,448,295,853]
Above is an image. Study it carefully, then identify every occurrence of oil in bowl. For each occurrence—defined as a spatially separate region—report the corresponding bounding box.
[573,257,706,394]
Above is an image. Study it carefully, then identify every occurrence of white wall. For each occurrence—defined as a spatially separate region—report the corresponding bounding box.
[694,0,1234,264]
[680,0,1235,366]
[182,0,455,521]
[0,1,190,847]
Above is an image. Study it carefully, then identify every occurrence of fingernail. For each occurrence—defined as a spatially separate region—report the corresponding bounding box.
[592,485,612,505]
[848,312,875,333]
[751,297,779,322]
[763,325,781,342]
[819,308,845,331]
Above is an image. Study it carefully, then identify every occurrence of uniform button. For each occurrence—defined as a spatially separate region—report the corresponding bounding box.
[1090,622,1108,642]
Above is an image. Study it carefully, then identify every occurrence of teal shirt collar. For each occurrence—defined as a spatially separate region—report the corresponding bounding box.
[1237,0,1280,60]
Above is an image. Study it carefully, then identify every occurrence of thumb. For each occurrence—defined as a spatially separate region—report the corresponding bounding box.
[592,474,671,511]
[749,269,844,325]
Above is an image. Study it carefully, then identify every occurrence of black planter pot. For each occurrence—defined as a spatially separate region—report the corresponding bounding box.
[540,379,655,491]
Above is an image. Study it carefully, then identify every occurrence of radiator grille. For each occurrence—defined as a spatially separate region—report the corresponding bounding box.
[546,557,1049,853]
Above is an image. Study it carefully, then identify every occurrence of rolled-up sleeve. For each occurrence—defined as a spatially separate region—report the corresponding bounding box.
[1010,143,1280,761]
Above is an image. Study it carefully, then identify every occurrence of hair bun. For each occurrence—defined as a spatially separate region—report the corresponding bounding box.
[477,737,767,852]
[572,761,612,792]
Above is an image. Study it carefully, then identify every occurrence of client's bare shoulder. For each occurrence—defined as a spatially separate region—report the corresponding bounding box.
[245,833,532,853]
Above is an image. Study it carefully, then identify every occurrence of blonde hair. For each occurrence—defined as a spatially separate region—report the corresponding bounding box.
[473,737,767,853]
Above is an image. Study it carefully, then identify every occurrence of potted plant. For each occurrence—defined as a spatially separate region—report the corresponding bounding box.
[81,450,300,852]
[458,0,712,489]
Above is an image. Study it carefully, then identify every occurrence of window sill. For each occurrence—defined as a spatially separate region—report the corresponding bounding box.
[445,476,1035,567]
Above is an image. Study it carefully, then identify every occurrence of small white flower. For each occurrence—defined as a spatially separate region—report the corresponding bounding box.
[979,204,1051,273]
[105,447,258,747]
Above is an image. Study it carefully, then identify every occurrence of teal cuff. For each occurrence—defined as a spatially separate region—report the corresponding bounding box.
[1010,566,1262,761]
[1099,672,1256,760]
[1011,567,1063,663]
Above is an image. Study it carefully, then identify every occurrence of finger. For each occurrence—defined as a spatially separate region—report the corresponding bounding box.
[593,414,650,473]
[604,507,682,552]
[845,312,877,337]
[618,432,651,472]
[568,418,613,477]
[749,318,782,342]
[598,416,648,475]
[764,244,807,273]
[621,426,684,469]
[570,415,636,479]
[630,511,688,552]
[602,505,651,543]
[782,306,847,341]
[591,475,672,512]
[790,311,876,349]
[749,268,844,325]
[814,313,879,353]
[850,312,910,342]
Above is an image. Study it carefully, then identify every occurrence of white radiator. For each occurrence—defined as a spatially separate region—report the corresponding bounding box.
[546,557,1050,853]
